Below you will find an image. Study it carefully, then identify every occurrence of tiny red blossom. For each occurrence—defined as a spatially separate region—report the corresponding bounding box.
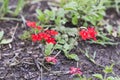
[79,29,89,40]
[31,34,40,42]
[87,27,97,41]
[26,21,42,30]
[45,56,57,64]
[26,21,36,28]
[38,32,51,41]
[69,67,82,75]
[46,37,56,44]
[45,30,58,36]
[79,27,97,41]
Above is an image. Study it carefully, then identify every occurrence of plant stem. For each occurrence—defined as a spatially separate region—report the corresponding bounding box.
[0,17,22,21]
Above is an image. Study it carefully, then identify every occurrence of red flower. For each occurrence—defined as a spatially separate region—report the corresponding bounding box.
[26,21,36,28]
[38,32,51,41]
[26,21,42,30]
[79,27,97,41]
[31,34,40,42]
[45,56,57,64]
[69,67,82,75]
[79,29,89,40]
[45,30,58,36]
[87,27,97,41]
[46,37,56,44]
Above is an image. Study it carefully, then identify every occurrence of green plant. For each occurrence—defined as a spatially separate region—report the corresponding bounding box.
[73,64,119,80]
[0,0,9,17]
[63,0,106,26]
[0,30,13,44]
[93,64,115,80]
[0,0,24,18]
[54,27,79,61]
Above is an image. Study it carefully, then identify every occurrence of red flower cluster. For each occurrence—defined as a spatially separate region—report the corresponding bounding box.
[69,67,82,76]
[79,27,97,41]
[45,56,57,64]
[31,30,57,44]
[26,21,58,44]
[26,21,42,30]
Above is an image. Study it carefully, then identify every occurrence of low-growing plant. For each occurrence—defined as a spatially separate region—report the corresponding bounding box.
[73,64,120,80]
[93,64,116,80]
[63,0,106,26]
[20,20,80,61]
[0,0,24,18]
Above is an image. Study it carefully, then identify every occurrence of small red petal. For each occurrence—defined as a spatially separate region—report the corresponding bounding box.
[46,37,56,44]
[26,21,36,28]
[45,30,58,36]
[79,29,89,40]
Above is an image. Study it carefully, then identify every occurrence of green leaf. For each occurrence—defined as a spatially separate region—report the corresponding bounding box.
[44,10,55,20]
[103,64,114,74]
[45,43,54,56]
[36,9,45,23]
[72,15,78,25]
[54,44,63,50]
[0,30,4,40]
[57,8,65,18]
[0,38,13,44]
[14,0,24,16]
[64,1,77,10]
[66,28,78,36]
[19,31,30,40]
[63,43,70,51]
[93,74,103,80]
[67,54,79,61]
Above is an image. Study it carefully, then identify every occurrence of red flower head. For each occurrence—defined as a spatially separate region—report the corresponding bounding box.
[31,34,40,42]
[45,30,58,36]
[26,21,36,28]
[26,21,42,30]
[38,32,51,41]
[69,67,82,76]
[79,27,97,41]
[46,37,56,44]
[79,29,89,40]
[87,27,97,41]
[45,56,57,64]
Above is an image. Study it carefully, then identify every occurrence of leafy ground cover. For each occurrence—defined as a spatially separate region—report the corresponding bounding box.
[0,0,120,80]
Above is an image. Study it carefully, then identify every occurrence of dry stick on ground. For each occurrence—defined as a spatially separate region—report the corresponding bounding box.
[8,23,19,49]
[12,23,19,40]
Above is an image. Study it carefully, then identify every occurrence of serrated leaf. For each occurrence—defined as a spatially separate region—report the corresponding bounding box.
[0,31,4,40]
[45,43,54,56]
[93,74,103,80]
[67,54,79,61]
[0,38,13,44]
